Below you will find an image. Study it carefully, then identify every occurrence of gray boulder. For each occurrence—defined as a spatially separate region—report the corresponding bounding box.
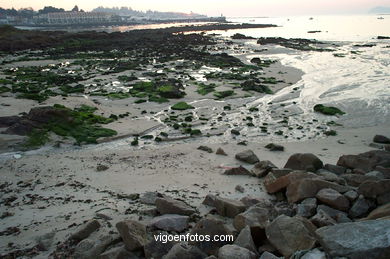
[156,197,196,216]
[148,214,189,232]
[315,188,350,211]
[218,244,257,259]
[349,197,370,218]
[284,153,323,172]
[235,150,260,164]
[233,205,270,231]
[316,219,390,258]
[374,135,390,144]
[163,243,207,259]
[74,234,116,259]
[296,198,317,218]
[265,215,317,257]
[234,226,258,254]
[70,220,100,241]
[99,245,138,259]
[214,197,246,218]
[116,220,147,251]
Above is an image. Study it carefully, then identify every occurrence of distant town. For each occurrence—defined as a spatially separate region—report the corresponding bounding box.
[0,5,225,27]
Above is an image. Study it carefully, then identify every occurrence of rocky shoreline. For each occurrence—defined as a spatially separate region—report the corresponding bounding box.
[1,134,390,258]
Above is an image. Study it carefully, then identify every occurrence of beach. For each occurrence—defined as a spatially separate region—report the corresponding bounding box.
[0,18,390,258]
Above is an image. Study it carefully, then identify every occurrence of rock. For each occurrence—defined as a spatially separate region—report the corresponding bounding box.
[155,197,196,216]
[337,150,390,172]
[198,146,213,153]
[341,174,380,187]
[234,226,258,254]
[374,135,390,144]
[344,190,359,201]
[36,231,55,251]
[240,196,268,208]
[235,150,260,164]
[316,205,351,223]
[70,219,100,241]
[216,148,228,156]
[144,236,177,259]
[251,161,277,177]
[317,169,346,185]
[214,197,246,218]
[99,245,138,259]
[377,192,390,205]
[259,251,281,259]
[148,214,189,232]
[189,218,233,255]
[224,166,253,176]
[116,220,147,251]
[315,188,350,211]
[74,234,115,259]
[233,205,270,231]
[310,209,337,227]
[265,215,316,257]
[284,153,323,172]
[0,116,21,128]
[375,166,390,178]
[270,168,292,177]
[264,171,318,194]
[323,163,346,175]
[363,203,390,220]
[140,192,165,205]
[218,245,257,259]
[296,198,317,218]
[349,196,370,218]
[366,170,385,179]
[96,164,109,171]
[202,194,217,207]
[300,248,327,259]
[358,179,390,198]
[316,219,390,258]
[264,143,284,151]
[235,185,245,193]
[163,243,207,259]
[286,178,350,203]
[231,129,241,135]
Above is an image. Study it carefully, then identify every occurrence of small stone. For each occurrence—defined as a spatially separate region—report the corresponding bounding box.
[235,185,245,193]
[323,164,346,175]
[251,161,277,178]
[259,251,281,259]
[265,143,284,151]
[163,243,207,259]
[234,226,258,254]
[140,192,164,205]
[233,205,270,231]
[198,145,213,153]
[344,190,359,202]
[99,245,138,259]
[224,166,252,176]
[96,164,109,171]
[373,134,390,144]
[216,148,228,156]
[311,209,337,227]
[297,198,317,218]
[349,196,370,218]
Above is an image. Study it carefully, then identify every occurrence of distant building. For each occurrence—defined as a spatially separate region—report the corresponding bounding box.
[34,11,120,25]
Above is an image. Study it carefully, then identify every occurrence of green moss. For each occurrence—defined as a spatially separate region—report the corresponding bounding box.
[24,129,50,148]
[196,83,216,95]
[190,129,202,136]
[171,102,194,110]
[314,104,345,116]
[0,86,10,93]
[214,90,235,99]
[131,137,139,146]
[135,99,147,104]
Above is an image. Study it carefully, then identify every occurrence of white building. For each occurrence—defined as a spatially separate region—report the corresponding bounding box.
[34,12,119,25]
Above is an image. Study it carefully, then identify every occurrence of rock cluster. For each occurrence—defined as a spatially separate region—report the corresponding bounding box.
[26,146,390,258]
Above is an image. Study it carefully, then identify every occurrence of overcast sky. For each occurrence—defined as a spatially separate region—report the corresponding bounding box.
[0,0,388,16]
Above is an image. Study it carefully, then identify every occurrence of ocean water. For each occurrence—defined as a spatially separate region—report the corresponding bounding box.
[217,15,390,128]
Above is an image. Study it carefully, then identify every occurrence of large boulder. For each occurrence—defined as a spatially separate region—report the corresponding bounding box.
[235,150,260,164]
[163,243,207,259]
[316,219,390,258]
[214,197,246,218]
[349,197,370,218]
[341,174,380,187]
[337,150,390,172]
[74,234,116,259]
[116,220,147,251]
[218,245,257,259]
[315,188,350,211]
[286,178,350,203]
[0,116,21,128]
[155,197,196,216]
[99,245,138,259]
[265,215,317,257]
[148,214,189,232]
[296,198,317,218]
[283,153,323,172]
[70,220,100,241]
[316,205,351,223]
[363,203,390,220]
[233,205,270,231]
[358,179,390,198]
[144,236,177,259]
[189,218,233,255]
[374,135,390,144]
[264,171,318,194]
[323,164,346,175]
[234,226,258,254]
[310,209,337,227]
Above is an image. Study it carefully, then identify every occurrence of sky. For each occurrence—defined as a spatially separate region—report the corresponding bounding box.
[0,0,389,16]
